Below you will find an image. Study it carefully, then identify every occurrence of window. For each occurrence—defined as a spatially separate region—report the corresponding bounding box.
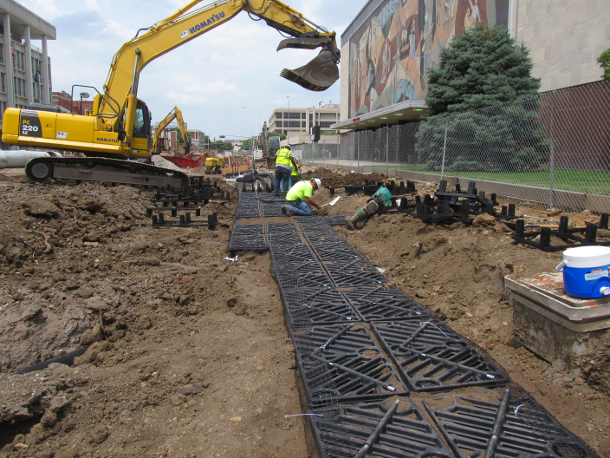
[285,112,300,119]
[1,73,4,93]
[301,122,306,128]
[276,121,282,127]
[275,112,282,119]
[13,76,16,94]
[288,121,301,128]
[0,44,3,63]
[301,113,306,119]
[20,52,24,70]
[132,100,150,138]
[320,122,334,128]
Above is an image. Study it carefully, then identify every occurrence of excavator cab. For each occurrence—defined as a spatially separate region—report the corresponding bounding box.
[119,99,152,155]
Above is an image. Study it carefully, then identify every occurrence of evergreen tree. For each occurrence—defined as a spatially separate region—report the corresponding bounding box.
[417,23,550,173]
[598,47,610,83]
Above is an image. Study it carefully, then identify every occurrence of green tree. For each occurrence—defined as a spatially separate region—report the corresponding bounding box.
[272,132,287,140]
[168,127,191,143]
[417,22,550,173]
[598,48,610,83]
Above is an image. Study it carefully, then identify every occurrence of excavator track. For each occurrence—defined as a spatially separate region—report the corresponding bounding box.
[25,157,189,189]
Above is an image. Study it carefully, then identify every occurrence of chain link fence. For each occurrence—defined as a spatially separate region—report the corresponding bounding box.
[299,81,610,212]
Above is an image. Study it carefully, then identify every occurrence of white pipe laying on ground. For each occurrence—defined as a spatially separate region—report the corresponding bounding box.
[0,150,51,168]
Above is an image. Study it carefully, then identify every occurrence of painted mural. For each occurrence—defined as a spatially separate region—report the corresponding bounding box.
[348,0,509,118]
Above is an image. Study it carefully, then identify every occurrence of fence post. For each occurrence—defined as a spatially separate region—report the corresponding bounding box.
[549,90,557,208]
[441,114,449,181]
[356,132,361,173]
[396,125,400,168]
[386,127,390,176]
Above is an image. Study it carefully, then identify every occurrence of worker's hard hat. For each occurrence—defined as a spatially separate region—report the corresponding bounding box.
[313,178,321,188]
[287,144,292,149]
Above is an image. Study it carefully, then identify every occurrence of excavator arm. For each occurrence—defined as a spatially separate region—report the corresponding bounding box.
[97,0,341,147]
[151,107,190,156]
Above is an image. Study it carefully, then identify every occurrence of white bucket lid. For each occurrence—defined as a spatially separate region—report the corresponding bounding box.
[562,246,610,268]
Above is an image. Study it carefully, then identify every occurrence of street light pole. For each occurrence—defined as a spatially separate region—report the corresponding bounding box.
[287,96,290,144]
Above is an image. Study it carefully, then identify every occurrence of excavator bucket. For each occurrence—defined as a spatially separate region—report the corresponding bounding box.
[280,50,339,92]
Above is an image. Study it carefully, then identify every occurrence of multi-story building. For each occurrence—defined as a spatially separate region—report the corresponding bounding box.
[333,0,609,131]
[52,90,93,114]
[267,102,341,144]
[0,0,55,129]
[186,129,205,150]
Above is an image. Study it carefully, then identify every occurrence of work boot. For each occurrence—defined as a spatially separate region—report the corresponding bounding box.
[346,216,356,230]
[284,205,292,217]
[281,205,286,215]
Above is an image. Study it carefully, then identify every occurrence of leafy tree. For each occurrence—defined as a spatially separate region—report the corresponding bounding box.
[168,127,191,143]
[598,48,610,83]
[272,131,287,140]
[417,23,550,172]
[214,140,233,151]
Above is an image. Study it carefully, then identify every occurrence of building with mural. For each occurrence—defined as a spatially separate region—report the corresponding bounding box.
[334,0,609,131]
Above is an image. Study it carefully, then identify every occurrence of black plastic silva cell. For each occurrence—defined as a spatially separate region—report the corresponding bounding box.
[343,287,431,321]
[231,224,264,236]
[307,399,454,458]
[267,222,299,234]
[261,202,286,217]
[228,234,268,253]
[424,388,600,458]
[294,324,409,407]
[372,319,509,392]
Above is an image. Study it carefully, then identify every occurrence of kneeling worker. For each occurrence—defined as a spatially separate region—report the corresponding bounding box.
[282,179,322,216]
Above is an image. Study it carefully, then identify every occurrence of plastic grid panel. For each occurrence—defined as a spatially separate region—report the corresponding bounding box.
[231,224,264,236]
[423,391,600,458]
[261,202,286,217]
[228,234,268,253]
[267,222,298,234]
[281,287,359,329]
[308,399,454,458]
[235,206,261,218]
[302,231,345,244]
[293,323,409,408]
[343,287,431,321]
[324,264,388,288]
[372,319,509,392]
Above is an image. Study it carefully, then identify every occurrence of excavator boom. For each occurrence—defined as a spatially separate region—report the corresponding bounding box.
[1,0,341,188]
[152,107,190,156]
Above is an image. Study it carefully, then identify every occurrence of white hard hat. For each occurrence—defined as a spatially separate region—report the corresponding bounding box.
[313,178,321,188]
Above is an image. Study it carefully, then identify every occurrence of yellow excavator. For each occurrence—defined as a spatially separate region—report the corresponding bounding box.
[151,106,190,157]
[1,0,340,188]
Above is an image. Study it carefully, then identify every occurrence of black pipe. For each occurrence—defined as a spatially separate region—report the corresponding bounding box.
[15,348,88,375]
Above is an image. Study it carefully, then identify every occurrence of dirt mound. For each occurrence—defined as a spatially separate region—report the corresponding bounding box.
[300,167,388,188]
[0,172,608,457]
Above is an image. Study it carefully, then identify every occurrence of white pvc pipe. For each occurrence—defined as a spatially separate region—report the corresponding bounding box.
[0,151,50,168]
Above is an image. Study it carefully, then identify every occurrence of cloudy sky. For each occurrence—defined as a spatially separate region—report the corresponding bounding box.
[19,0,369,140]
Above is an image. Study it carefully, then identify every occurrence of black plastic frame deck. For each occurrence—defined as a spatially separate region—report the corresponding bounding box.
[228,234,268,253]
[267,222,298,234]
[343,287,431,321]
[424,390,600,458]
[372,319,509,392]
[293,324,409,408]
[230,223,264,236]
[307,399,453,458]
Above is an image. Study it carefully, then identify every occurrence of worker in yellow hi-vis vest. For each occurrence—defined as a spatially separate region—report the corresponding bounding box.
[291,157,301,184]
[273,145,298,196]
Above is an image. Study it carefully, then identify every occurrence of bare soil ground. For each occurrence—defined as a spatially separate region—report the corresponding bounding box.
[0,165,609,458]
